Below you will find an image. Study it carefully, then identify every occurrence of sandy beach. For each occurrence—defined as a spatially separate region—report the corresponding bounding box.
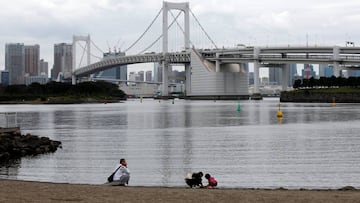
[1,179,360,203]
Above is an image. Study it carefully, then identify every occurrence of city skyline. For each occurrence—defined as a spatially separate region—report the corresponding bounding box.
[1,0,360,73]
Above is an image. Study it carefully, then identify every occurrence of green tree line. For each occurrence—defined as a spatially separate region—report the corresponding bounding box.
[0,81,126,101]
[293,76,360,89]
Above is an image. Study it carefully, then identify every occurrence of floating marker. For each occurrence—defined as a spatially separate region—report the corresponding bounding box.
[277,103,283,118]
[237,99,241,112]
[331,97,336,107]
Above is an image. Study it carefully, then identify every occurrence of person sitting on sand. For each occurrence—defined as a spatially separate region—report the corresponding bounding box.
[111,158,130,186]
[185,171,203,188]
[204,173,217,188]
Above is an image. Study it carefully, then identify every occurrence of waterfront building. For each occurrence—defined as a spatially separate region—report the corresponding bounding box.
[0,71,9,86]
[248,72,254,85]
[302,64,316,79]
[288,64,297,86]
[53,43,72,81]
[25,75,49,85]
[39,59,49,77]
[169,70,185,83]
[269,67,282,85]
[24,45,40,76]
[93,51,127,80]
[319,64,333,77]
[145,71,152,82]
[5,43,25,85]
[138,71,144,82]
[153,63,162,82]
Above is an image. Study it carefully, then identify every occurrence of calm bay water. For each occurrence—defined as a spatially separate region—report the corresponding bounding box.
[1,98,360,189]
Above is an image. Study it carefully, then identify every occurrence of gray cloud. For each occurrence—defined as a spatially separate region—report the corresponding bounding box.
[1,0,360,69]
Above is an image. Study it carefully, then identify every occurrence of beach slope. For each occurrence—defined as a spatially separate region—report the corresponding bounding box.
[0,180,359,203]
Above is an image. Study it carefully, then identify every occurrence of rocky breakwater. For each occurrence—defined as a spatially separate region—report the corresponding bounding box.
[0,131,62,163]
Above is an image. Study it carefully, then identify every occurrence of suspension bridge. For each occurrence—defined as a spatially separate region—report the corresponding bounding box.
[69,1,360,98]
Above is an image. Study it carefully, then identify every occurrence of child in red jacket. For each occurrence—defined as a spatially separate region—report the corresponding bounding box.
[205,173,217,188]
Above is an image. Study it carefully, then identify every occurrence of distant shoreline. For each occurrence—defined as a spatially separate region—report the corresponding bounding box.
[0,179,359,203]
[0,98,124,105]
[280,88,360,103]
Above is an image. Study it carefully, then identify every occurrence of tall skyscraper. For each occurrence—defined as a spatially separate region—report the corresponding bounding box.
[145,71,152,82]
[302,64,316,79]
[129,71,137,81]
[53,43,72,80]
[319,64,333,77]
[138,71,144,82]
[288,64,297,86]
[347,69,360,77]
[40,59,49,77]
[269,67,282,85]
[5,43,25,85]
[153,63,162,82]
[0,71,9,86]
[24,45,40,76]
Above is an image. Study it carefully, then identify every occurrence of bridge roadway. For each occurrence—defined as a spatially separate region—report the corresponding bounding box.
[75,46,360,78]
[74,46,360,94]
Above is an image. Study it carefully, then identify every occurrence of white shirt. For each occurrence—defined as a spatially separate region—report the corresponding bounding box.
[113,164,130,181]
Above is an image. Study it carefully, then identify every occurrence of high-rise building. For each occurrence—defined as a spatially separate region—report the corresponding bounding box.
[248,72,254,85]
[288,64,297,86]
[0,71,9,86]
[153,63,162,82]
[347,69,360,77]
[53,43,72,80]
[39,59,49,77]
[302,64,316,79]
[269,67,281,85]
[93,51,127,80]
[145,71,152,82]
[24,45,40,76]
[138,71,144,82]
[319,64,333,77]
[129,71,137,81]
[5,43,25,85]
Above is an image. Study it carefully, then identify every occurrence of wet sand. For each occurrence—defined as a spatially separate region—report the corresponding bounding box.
[1,179,360,203]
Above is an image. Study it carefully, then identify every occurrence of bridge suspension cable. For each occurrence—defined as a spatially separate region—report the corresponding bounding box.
[169,10,195,48]
[78,42,87,69]
[77,42,103,63]
[189,8,218,49]
[124,8,163,53]
[137,11,182,55]
[91,40,105,54]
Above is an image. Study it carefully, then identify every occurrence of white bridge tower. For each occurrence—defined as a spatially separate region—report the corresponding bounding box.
[72,35,91,85]
[162,1,190,97]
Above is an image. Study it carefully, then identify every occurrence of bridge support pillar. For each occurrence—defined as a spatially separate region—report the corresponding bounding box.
[215,53,220,72]
[253,47,261,94]
[185,64,191,96]
[72,75,76,85]
[333,46,341,77]
[162,61,169,97]
[282,64,289,91]
[333,62,340,77]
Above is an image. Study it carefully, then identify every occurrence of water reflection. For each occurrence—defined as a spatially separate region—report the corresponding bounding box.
[0,100,360,188]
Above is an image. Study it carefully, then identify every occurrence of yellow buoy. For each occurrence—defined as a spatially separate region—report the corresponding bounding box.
[331,97,336,107]
[277,103,283,118]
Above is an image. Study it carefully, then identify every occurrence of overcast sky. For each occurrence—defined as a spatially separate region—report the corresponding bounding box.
[1,0,360,72]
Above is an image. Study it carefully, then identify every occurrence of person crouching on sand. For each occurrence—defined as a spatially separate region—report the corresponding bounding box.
[205,173,217,188]
[111,158,130,186]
